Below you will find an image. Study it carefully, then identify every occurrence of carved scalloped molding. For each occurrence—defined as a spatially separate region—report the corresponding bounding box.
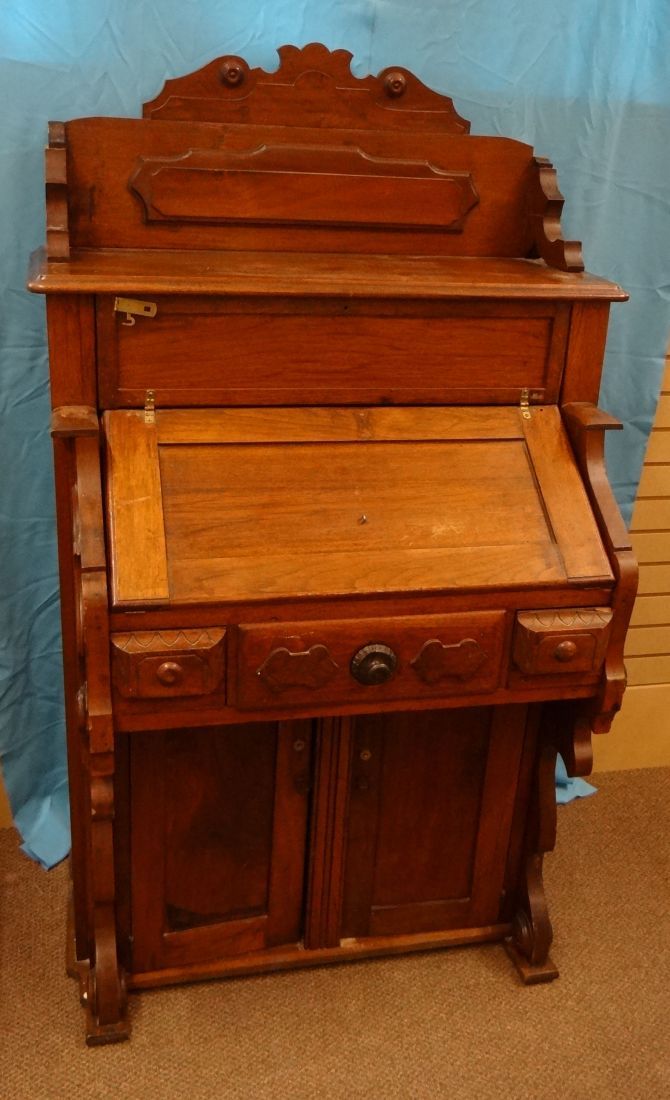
[528,157,584,273]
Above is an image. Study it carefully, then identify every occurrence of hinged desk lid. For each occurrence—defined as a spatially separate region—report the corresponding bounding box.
[104,405,613,608]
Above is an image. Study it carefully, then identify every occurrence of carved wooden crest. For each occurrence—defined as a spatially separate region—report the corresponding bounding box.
[143,42,470,132]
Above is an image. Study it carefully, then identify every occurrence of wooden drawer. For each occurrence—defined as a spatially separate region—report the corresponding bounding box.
[511,608,612,678]
[98,296,569,408]
[111,629,226,699]
[235,613,506,710]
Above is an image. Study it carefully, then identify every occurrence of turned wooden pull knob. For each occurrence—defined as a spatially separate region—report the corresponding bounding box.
[220,58,245,86]
[156,661,183,685]
[350,644,397,686]
[384,70,407,98]
[554,640,578,663]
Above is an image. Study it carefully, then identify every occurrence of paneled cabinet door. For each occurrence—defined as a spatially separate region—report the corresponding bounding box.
[129,720,312,974]
[340,706,529,939]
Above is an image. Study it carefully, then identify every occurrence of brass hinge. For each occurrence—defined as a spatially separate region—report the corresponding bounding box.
[144,389,156,424]
[114,297,157,326]
[520,387,531,419]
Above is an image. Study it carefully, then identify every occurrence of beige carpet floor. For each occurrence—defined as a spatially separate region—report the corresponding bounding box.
[1,768,669,1100]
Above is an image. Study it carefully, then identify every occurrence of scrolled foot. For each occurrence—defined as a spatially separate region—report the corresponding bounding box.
[84,967,130,1046]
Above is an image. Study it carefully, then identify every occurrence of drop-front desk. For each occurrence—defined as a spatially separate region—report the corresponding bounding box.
[28,44,637,1043]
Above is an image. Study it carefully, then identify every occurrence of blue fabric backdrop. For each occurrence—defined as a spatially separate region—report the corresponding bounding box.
[1,1,669,866]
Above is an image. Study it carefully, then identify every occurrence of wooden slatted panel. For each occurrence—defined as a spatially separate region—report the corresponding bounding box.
[623,358,670,685]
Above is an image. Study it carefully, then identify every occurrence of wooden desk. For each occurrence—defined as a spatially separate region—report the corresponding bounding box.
[30,43,637,1044]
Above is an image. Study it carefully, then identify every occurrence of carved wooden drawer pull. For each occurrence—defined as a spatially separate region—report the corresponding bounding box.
[256,644,339,693]
[410,637,487,685]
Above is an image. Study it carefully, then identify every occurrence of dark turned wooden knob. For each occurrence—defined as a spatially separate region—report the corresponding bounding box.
[156,660,183,686]
[383,71,407,98]
[219,58,245,87]
[554,640,578,663]
[350,644,398,685]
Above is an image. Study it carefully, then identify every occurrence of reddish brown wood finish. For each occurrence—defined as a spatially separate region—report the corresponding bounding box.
[31,44,634,1042]
[142,43,471,132]
[130,721,312,971]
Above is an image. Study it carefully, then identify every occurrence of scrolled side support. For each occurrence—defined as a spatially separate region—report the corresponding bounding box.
[563,402,639,734]
[505,730,560,983]
[71,436,129,1045]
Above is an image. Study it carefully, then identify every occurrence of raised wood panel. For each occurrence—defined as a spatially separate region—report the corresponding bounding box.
[340,706,527,938]
[130,721,312,972]
[129,144,480,232]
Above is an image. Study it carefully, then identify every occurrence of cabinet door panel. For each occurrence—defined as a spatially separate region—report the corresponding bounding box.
[130,720,311,973]
[341,706,527,939]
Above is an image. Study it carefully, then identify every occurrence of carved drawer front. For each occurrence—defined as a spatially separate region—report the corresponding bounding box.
[235,612,506,710]
[512,608,612,677]
[111,629,226,699]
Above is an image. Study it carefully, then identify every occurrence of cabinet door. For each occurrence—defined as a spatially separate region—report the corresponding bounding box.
[340,706,528,939]
[129,720,312,973]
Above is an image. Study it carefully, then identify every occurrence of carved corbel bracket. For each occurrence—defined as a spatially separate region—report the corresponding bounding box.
[528,157,584,273]
[563,403,639,734]
[45,121,70,261]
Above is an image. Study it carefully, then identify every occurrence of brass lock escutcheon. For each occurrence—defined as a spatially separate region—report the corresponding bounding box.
[350,643,398,686]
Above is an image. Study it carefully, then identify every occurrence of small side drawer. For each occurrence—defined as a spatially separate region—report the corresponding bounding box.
[235,612,505,710]
[111,629,226,699]
[512,608,612,677]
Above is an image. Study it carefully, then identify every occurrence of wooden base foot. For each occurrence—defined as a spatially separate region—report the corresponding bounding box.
[84,1008,130,1046]
[504,938,559,984]
[84,965,130,1046]
[66,890,130,1044]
